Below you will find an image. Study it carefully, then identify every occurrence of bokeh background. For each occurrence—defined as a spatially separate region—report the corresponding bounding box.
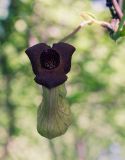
[1,0,125,160]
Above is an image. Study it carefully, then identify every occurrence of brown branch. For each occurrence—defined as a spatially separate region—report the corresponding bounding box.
[119,0,123,9]
[112,0,123,19]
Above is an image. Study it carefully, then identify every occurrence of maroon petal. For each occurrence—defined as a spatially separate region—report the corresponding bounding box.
[52,42,76,73]
[35,69,67,89]
[25,43,51,75]
[25,42,75,89]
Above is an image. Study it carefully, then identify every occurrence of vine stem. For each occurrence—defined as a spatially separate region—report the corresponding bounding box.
[119,0,123,9]
[112,0,123,19]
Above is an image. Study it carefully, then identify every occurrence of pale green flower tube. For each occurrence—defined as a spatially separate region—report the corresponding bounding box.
[37,84,72,139]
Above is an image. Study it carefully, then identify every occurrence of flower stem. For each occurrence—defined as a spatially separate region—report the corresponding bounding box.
[59,20,92,42]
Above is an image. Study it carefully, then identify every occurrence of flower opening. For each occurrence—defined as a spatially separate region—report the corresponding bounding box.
[25,42,76,88]
[40,49,60,70]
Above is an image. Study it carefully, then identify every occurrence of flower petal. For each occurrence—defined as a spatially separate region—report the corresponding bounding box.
[25,43,51,75]
[52,42,76,73]
[35,69,67,89]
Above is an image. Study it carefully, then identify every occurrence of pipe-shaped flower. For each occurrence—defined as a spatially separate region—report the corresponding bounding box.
[25,42,75,88]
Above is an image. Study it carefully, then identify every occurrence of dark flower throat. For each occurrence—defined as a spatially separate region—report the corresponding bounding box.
[40,49,60,70]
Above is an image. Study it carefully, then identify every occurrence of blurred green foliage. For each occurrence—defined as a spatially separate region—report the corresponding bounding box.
[1,0,125,160]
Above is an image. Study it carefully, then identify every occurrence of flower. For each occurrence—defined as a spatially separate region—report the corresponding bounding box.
[25,42,75,89]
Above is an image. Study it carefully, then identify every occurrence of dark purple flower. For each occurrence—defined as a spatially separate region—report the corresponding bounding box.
[25,42,75,89]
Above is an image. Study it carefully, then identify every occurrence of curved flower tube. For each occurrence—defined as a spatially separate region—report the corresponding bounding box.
[25,42,75,89]
[37,84,72,139]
